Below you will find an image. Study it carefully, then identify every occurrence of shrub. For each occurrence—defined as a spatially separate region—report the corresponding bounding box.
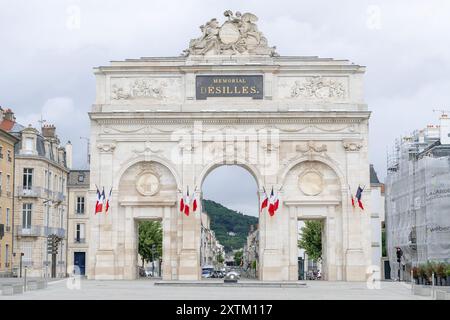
[412,266,419,279]
[418,264,427,278]
[435,262,446,278]
[446,264,450,278]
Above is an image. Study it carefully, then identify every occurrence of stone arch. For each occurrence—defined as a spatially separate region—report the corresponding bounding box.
[279,154,346,191]
[197,157,263,191]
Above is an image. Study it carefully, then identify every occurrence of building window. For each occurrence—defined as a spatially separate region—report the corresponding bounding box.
[75,223,85,242]
[48,172,52,190]
[0,145,3,158]
[0,172,2,190]
[44,170,48,189]
[6,174,10,192]
[23,168,33,190]
[22,203,32,229]
[6,208,10,228]
[5,244,9,265]
[7,150,11,162]
[60,208,64,229]
[22,242,32,266]
[76,197,85,214]
[24,137,34,152]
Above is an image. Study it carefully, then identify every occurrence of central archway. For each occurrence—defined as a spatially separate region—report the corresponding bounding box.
[199,164,261,280]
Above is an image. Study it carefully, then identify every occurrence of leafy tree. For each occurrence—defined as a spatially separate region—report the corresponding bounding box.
[202,199,258,252]
[216,253,224,264]
[298,221,322,262]
[234,250,243,266]
[138,221,163,267]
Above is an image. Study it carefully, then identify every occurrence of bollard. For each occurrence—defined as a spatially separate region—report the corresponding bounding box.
[411,269,413,294]
[24,267,27,292]
[431,272,435,299]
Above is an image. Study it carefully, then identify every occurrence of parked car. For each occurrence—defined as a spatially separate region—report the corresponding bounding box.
[226,270,241,279]
[202,269,213,278]
[144,268,155,277]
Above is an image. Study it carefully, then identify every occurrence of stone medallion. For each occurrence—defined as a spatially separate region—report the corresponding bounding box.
[299,171,324,196]
[219,21,241,44]
[136,171,160,196]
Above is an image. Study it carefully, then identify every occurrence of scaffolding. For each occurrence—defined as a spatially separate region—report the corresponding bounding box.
[385,124,450,280]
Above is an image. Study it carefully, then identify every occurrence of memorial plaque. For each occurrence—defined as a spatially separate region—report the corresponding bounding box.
[196,75,263,100]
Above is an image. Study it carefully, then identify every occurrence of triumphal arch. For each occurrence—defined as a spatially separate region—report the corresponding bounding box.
[88,11,372,281]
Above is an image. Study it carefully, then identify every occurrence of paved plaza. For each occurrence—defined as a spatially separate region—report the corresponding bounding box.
[0,279,430,300]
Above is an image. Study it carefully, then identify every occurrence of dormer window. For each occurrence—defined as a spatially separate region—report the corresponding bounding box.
[24,137,35,154]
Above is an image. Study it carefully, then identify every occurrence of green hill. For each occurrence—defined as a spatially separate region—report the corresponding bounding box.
[202,199,258,253]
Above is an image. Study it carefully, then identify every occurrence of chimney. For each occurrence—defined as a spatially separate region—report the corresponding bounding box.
[66,141,73,169]
[42,124,56,138]
[3,108,15,121]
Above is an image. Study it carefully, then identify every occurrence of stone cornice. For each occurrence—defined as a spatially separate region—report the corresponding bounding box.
[89,111,371,125]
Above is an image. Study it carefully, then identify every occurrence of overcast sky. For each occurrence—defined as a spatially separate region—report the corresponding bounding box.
[1,0,449,216]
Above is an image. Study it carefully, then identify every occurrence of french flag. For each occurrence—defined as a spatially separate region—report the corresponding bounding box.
[355,185,365,210]
[268,187,279,217]
[95,187,103,214]
[105,187,112,214]
[260,188,268,212]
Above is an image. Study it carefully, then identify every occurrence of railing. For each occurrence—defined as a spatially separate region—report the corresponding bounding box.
[15,225,66,238]
[15,225,42,237]
[16,186,44,198]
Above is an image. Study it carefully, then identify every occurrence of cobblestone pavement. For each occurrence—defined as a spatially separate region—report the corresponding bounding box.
[0,278,431,300]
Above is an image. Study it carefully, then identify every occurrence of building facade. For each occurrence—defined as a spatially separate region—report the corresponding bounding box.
[200,211,224,269]
[88,11,372,281]
[0,116,19,276]
[386,114,450,280]
[5,114,71,278]
[369,164,385,277]
[243,225,259,276]
[67,170,90,276]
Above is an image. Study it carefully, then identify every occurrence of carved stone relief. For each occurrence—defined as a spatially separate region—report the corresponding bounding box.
[110,78,181,102]
[279,77,347,101]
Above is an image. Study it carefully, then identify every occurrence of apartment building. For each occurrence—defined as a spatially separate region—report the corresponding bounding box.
[0,120,19,276]
[67,169,89,276]
[2,109,71,278]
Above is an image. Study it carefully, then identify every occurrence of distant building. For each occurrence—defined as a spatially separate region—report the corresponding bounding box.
[243,224,258,277]
[67,170,89,276]
[2,109,71,278]
[386,114,450,280]
[369,164,385,277]
[200,212,224,269]
[0,115,19,276]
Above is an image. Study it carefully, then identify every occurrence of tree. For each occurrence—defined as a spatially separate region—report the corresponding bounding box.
[234,249,243,266]
[138,221,163,267]
[216,253,224,264]
[298,221,322,262]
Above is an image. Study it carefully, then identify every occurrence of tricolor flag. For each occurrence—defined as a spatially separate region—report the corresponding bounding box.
[355,185,365,210]
[179,196,185,213]
[349,185,355,208]
[260,187,268,212]
[105,187,112,214]
[100,187,106,213]
[184,188,190,216]
[95,187,102,214]
[268,187,279,217]
[192,194,198,212]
